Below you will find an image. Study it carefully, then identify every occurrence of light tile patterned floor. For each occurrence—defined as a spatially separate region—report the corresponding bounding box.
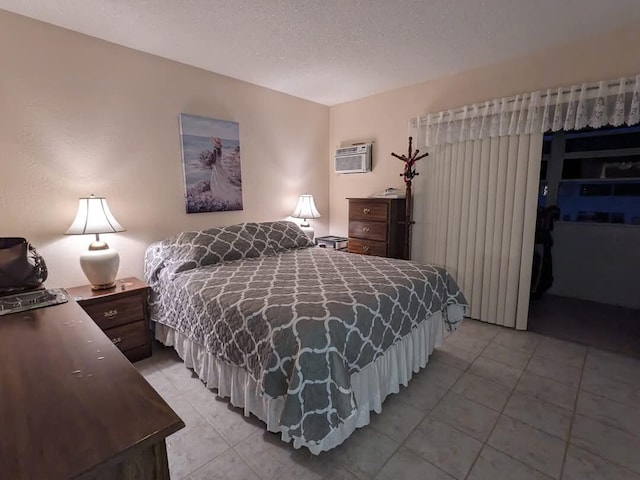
[135,320,640,480]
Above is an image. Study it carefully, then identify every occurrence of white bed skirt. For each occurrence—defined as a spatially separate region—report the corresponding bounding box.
[155,305,464,454]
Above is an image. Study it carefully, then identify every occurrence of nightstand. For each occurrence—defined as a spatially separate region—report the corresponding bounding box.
[315,235,348,251]
[66,277,152,363]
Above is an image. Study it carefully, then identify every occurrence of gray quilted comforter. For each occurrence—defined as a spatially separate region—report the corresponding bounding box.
[144,221,467,448]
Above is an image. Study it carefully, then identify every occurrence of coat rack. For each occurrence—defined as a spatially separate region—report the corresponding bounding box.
[391,137,428,260]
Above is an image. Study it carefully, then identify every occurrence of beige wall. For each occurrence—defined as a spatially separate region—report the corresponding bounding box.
[0,10,329,288]
[328,21,640,265]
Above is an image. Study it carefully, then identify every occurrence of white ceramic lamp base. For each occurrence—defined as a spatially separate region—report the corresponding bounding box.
[300,224,315,240]
[80,243,120,290]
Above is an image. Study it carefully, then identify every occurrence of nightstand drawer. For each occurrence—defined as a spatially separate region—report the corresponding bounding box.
[104,320,147,353]
[348,238,387,257]
[349,201,389,222]
[83,294,144,330]
[348,220,387,242]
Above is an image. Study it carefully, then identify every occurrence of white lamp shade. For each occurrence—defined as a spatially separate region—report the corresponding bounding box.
[291,194,321,220]
[65,195,125,235]
[65,195,125,290]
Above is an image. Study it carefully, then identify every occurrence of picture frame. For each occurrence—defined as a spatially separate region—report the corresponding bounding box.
[179,113,243,213]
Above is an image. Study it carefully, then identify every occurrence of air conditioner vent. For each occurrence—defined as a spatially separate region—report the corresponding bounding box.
[334,144,372,174]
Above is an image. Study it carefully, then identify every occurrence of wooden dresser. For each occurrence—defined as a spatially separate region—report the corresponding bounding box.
[0,300,184,479]
[66,277,151,363]
[347,197,407,259]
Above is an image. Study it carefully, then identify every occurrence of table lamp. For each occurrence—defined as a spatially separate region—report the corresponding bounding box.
[291,194,321,240]
[65,195,125,290]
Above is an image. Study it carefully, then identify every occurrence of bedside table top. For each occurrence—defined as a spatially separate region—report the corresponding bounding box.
[66,276,147,303]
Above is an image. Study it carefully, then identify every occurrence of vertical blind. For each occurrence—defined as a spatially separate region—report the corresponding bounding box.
[417,134,543,329]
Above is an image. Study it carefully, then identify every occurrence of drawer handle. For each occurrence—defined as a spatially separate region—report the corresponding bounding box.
[111,336,122,345]
[363,227,370,233]
[363,208,371,214]
[362,245,370,253]
[104,309,118,319]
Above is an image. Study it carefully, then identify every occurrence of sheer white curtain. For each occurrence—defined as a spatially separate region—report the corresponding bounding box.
[418,134,542,329]
[411,75,640,148]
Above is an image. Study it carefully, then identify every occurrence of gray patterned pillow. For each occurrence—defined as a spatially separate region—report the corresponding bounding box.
[147,221,314,279]
[166,223,271,276]
[143,241,165,284]
[257,221,315,252]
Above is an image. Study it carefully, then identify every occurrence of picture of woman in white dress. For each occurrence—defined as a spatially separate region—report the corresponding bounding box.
[199,137,241,203]
[179,114,243,213]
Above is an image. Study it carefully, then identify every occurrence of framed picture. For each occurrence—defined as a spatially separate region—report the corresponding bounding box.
[179,114,243,213]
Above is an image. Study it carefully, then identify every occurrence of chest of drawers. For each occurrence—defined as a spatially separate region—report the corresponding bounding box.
[66,277,151,362]
[347,197,407,259]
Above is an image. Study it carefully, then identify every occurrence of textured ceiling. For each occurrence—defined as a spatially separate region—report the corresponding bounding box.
[2,0,640,105]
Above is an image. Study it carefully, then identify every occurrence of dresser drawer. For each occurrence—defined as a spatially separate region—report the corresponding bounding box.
[82,294,144,330]
[348,238,387,257]
[349,201,389,222]
[104,320,147,353]
[348,220,387,242]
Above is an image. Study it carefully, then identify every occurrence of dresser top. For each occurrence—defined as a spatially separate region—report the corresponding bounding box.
[0,300,183,479]
[346,197,405,202]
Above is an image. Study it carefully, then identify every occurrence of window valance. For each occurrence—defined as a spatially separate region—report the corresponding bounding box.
[411,75,640,147]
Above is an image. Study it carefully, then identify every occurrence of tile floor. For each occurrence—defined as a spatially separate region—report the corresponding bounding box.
[528,294,640,359]
[135,320,640,480]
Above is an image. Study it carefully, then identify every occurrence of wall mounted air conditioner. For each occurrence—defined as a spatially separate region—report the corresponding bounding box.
[334,144,372,174]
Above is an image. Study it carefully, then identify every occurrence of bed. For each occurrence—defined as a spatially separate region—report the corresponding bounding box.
[144,221,468,454]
